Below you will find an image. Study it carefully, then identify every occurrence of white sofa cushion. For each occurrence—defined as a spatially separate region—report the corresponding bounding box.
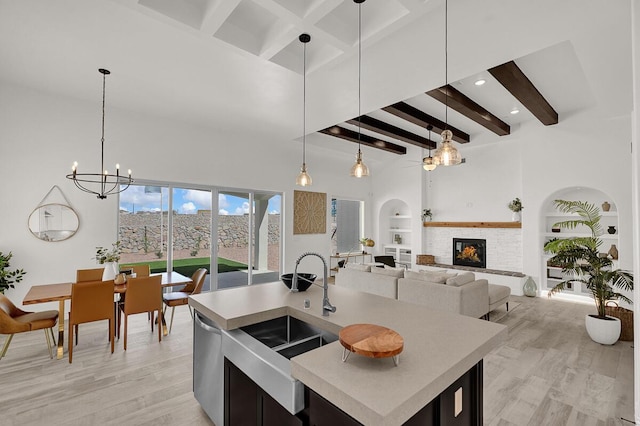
[335,267,398,298]
[345,263,371,272]
[446,272,476,287]
[371,267,404,278]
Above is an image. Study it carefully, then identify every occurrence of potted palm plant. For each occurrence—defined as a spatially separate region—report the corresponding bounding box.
[543,200,633,344]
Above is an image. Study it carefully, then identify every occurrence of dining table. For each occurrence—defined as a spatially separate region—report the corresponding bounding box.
[22,271,192,360]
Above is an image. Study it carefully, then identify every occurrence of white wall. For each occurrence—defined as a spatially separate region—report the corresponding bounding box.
[370,144,424,266]
[0,82,372,311]
[397,108,634,288]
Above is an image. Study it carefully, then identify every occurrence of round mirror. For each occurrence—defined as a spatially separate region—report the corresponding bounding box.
[28,203,80,242]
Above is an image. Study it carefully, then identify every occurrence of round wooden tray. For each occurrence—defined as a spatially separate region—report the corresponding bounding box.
[339,323,403,366]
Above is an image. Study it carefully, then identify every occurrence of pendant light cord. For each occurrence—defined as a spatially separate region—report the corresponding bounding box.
[101,71,106,175]
[303,40,307,165]
[357,1,362,154]
[444,0,448,129]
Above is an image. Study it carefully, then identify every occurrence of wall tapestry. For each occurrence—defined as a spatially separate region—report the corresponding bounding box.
[293,190,326,235]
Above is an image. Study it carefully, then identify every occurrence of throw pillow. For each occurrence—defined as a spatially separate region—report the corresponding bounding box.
[446,272,476,287]
[371,267,404,278]
[345,263,371,272]
[404,270,433,281]
[422,271,457,284]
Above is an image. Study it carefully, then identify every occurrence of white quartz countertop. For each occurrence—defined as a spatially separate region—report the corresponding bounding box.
[189,282,507,426]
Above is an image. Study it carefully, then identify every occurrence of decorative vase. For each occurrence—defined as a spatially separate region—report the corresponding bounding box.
[101,262,118,281]
[511,211,521,222]
[602,201,611,212]
[607,226,617,234]
[523,276,537,297]
[585,314,620,345]
[608,244,619,260]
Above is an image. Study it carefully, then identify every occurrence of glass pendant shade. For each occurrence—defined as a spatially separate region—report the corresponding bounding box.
[433,130,461,166]
[350,150,369,177]
[296,163,312,186]
[423,156,437,171]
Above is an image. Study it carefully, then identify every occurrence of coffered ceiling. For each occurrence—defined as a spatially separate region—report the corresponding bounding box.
[0,0,632,165]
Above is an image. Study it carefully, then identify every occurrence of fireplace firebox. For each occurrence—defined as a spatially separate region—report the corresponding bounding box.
[453,238,486,269]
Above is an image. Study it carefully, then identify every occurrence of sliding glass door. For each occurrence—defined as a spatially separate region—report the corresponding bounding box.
[214,190,281,289]
[119,183,281,291]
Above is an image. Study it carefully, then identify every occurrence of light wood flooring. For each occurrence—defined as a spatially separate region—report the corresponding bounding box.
[0,295,634,426]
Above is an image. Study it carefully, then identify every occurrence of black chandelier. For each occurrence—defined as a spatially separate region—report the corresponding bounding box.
[66,68,133,199]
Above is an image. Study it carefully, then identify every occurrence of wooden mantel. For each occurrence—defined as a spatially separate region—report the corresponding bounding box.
[423,221,521,229]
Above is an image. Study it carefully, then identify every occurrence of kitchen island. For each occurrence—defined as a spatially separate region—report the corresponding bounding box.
[189,282,506,426]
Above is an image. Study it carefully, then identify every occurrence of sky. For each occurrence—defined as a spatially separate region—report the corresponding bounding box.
[119,185,281,215]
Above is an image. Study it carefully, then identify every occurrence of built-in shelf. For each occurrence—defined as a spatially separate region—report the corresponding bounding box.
[423,221,522,229]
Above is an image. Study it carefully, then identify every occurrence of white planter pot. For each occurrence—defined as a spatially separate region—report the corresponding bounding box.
[102,262,118,281]
[511,211,521,222]
[585,314,620,345]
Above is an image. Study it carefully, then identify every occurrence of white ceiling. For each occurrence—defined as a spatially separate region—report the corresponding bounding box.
[0,0,632,162]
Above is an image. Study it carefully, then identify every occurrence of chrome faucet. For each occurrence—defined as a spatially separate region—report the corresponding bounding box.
[292,252,337,317]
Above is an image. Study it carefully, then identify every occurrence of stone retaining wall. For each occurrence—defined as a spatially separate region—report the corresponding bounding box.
[119,210,280,254]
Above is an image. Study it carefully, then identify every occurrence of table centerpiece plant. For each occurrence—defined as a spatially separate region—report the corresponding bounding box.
[543,200,633,345]
[95,241,122,281]
[0,251,26,294]
[422,209,432,222]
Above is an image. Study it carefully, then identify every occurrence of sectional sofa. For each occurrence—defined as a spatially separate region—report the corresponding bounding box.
[334,264,510,319]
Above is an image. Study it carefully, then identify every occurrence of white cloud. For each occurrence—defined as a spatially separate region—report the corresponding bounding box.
[218,209,229,215]
[184,189,212,209]
[270,209,280,214]
[119,185,164,212]
[180,202,197,214]
[219,194,229,209]
[234,201,251,215]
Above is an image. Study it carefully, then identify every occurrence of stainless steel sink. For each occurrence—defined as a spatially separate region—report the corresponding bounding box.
[240,315,338,359]
[221,315,337,414]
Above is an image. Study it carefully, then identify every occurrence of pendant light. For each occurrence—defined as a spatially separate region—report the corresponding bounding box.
[66,68,133,198]
[422,125,437,171]
[296,33,312,187]
[350,0,369,178]
[432,0,462,166]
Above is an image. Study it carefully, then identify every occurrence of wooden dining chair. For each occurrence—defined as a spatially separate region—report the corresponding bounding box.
[120,264,150,277]
[68,280,115,363]
[0,294,58,359]
[162,268,207,333]
[118,275,162,350]
[76,268,104,282]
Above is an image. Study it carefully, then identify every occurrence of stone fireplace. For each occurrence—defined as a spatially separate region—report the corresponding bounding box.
[452,238,486,269]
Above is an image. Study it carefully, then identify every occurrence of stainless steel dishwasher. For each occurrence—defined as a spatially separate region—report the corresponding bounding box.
[193,311,223,426]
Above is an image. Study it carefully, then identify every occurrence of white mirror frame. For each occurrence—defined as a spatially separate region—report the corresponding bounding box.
[28,203,80,242]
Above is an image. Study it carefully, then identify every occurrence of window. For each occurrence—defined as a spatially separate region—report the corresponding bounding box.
[118,182,282,291]
[331,198,363,254]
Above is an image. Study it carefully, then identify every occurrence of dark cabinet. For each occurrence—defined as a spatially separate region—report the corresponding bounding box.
[224,357,482,426]
[224,358,303,426]
[439,361,482,426]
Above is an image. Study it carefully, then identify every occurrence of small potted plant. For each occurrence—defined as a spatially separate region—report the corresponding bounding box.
[508,197,523,222]
[95,241,122,281]
[422,209,433,222]
[0,251,26,294]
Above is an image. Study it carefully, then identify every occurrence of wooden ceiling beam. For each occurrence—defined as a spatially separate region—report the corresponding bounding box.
[346,115,436,149]
[382,102,470,144]
[319,126,407,155]
[427,85,511,136]
[488,60,558,125]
